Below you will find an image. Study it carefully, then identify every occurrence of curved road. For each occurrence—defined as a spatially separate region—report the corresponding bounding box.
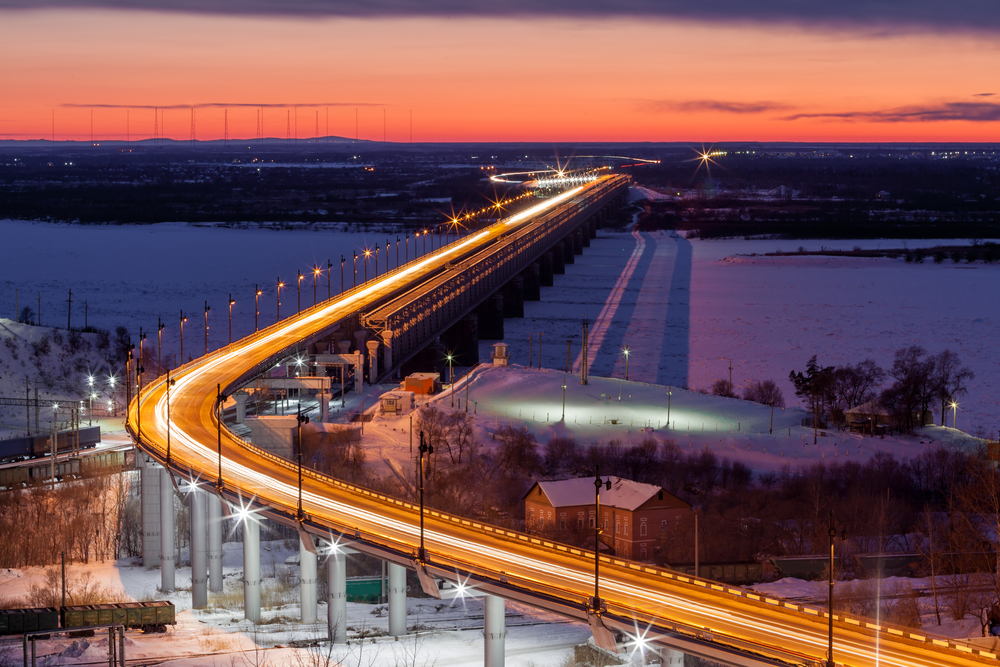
[128,177,989,667]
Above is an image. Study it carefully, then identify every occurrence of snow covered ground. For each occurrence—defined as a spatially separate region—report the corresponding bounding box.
[0,540,590,667]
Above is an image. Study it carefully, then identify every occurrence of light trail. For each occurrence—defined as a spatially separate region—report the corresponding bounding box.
[130,174,988,667]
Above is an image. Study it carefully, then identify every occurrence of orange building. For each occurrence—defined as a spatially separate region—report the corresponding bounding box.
[524,477,690,561]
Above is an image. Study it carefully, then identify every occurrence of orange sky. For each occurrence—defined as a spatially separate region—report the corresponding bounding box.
[1,10,998,143]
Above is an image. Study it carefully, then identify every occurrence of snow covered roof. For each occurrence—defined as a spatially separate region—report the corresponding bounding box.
[531,477,681,512]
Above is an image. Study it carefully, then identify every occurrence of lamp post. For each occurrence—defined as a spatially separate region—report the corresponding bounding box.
[951,401,958,428]
[447,353,454,407]
[340,256,345,294]
[417,431,433,562]
[591,467,610,614]
[276,278,284,322]
[313,265,320,305]
[180,311,187,365]
[405,233,409,262]
[296,405,310,522]
[166,370,176,468]
[353,252,358,288]
[667,385,672,429]
[203,301,210,355]
[562,377,567,421]
[423,229,428,255]
[254,286,261,332]
[228,295,235,344]
[374,243,379,278]
[216,384,227,490]
[364,249,370,283]
[157,318,164,372]
[136,362,145,441]
[297,270,303,313]
[396,236,400,268]
[326,259,332,300]
[826,511,847,667]
[108,375,117,417]
[623,346,630,381]
[87,375,95,425]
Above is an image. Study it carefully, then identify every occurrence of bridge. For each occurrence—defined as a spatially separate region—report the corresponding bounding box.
[126,175,985,667]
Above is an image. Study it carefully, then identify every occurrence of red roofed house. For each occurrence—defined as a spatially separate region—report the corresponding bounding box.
[524,477,690,562]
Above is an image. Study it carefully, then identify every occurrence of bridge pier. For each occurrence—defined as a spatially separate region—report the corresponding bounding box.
[235,392,248,424]
[588,217,597,239]
[190,487,208,609]
[441,313,479,367]
[539,252,554,286]
[484,594,505,667]
[580,224,590,247]
[659,647,684,665]
[366,340,380,383]
[551,246,565,275]
[476,293,504,340]
[159,468,175,592]
[140,454,160,568]
[208,494,223,592]
[563,238,575,265]
[243,516,261,623]
[387,562,407,637]
[502,276,524,318]
[521,263,540,301]
[381,330,394,377]
[300,534,318,624]
[327,548,347,643]
[573,228,584,255]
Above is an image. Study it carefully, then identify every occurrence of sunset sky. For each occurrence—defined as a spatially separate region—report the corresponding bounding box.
[1,2,999,143]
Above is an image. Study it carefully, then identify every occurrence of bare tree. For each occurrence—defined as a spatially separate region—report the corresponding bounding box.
[743,379,786,408]
[934,350,974,426]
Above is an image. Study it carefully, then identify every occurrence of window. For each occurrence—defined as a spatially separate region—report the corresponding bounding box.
[640,522,647,537]
[529,508,535,525]
[640,547,647,560]
[559,517,566,529]
[624,523,628,536]
[589,516,596,528]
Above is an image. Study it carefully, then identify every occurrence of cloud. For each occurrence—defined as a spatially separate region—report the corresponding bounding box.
[974,92,996,97]
[784,101,1000,123]
[640,99,791,114]
[61,102,379,109]
[1,0,998,32]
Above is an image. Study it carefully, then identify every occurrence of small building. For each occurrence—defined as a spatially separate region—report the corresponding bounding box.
[491,342,510,367]
[524,476,690,562]
[380,390,415,416]
[845,399,932,434]
[404,372,440,395]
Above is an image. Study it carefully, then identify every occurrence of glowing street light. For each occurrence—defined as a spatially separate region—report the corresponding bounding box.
[951,401,958,428]
[326,259,333,300]
[228,295,236,344]
[667,385,672,429]
[179,310,187,364]
[364,248,371,283]
[590,467,611,615]
[166,370,177,467]
[623,346,631,381]
[353,251,358,288]
[203,301,211,355]
[446,352,454,407]
[157,317,165,372]
[562,377,567,421]
[313,264,320,305]
[254,285,262,332]
[417,430,433,562]
[297,270,304,313]
[276,277,285,322]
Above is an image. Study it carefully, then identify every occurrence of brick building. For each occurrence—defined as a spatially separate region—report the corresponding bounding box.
[524,476,690,561]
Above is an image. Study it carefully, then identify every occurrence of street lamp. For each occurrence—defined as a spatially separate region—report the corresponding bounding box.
[313,265,320,305]
[216,383,227,491]
[562,377,567,421]
[446,353,454,407]
[228,295,235,344]
[157,318,165,372]
[364,249,371,283]
[417,431,433,562]
[297,405,310,521]
[340,256,345,294]
[203,301,211,355]
[667,385,672,429]
[108,375,117,416]
[326,259,333,300]
[395,236,400,268]
[405,233,409,262]
[826,511,847,667]
[374,243,379,278]
[590,467,611,614]
[297,270,303,313]
[254,286,262,332]
[353,251,358,288]
[623,346,631,381]
[166,370,176,467]
[951,401,958,428]
[180,311,187,364]
[276,278,284,322]
[423,229,428,255]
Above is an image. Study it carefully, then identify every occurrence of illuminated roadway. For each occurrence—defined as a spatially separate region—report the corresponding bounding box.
[128,176,989,667]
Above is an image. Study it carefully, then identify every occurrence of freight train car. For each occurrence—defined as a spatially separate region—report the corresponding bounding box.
[0,601,173,636]
[0,426,101,463]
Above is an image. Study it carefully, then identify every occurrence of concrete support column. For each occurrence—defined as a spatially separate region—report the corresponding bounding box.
[659,647,684,666]
[140,455,161,568]
[327,549,347,643]
[387,562,407,637]
[381,330,395,376]
[573,228,584,255]
[475,293,504,340]
[300,534,318,624]
[588,217,597,239]
[316,392,330,423]
[235,392,248,424]
[581,224,591,247]
[336,340,352,354]
[502,276,524,318]
[366,340,381,382]
[563,238,575,265]
[521,263,541,301]
[159,469,175,592]
[539,252,554,286]
[484,594,506,667]
[190,488,208,609]
[243,517,261,623]
[208,495,223,593]
[441,313,479,367]
[551,245,566,274]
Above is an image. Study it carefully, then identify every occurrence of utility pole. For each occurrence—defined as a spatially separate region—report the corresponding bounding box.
[180,311,187,364]
[565,340,571,373]
[580,319,589,385]
[158,318,164,372]
[728,358,733,393]
[66,289,72,330]
[204,301,210,355]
